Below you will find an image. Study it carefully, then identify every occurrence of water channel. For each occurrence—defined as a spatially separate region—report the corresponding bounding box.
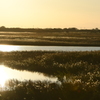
[0,65,57,87]
[0,45,100,52]
[0,45,100,88]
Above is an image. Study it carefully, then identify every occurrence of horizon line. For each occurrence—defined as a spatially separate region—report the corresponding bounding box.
[0,26,99,30]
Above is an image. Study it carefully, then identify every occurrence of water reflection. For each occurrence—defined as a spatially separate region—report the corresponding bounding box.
[0,67,8,87]
[0,45,19,52]
[0,45,100,52]
[0,65,57,87]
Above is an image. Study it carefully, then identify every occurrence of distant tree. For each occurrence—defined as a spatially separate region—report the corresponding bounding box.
[0,26,6,29]
[95,28,99,30]
[68,27,78,31]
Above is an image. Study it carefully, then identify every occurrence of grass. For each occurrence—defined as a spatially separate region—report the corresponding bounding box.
[0,51,100,100]
[0,31,100,46]
[0,79,100,100]
[1,51,100,75]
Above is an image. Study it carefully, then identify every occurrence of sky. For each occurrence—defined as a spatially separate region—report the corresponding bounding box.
[0,0,100,29]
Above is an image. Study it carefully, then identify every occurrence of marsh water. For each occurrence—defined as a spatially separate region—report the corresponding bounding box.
[0,45,100,52]
[0,65,57,87]
[0,45,100,87]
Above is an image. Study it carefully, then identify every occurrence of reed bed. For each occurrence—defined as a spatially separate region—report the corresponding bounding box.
[0,51,100,75]
[0,79,100,100]
[0,31,100,46]
[0,51,100,100]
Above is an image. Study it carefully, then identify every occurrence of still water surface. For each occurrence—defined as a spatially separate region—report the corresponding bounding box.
[0,65,57,87]
[0,45,100,52]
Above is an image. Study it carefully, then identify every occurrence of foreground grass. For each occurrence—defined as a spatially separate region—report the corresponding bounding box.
[0,79,100,100]
[0,51,100,100]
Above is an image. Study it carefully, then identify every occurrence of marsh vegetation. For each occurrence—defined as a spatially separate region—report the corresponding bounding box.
[0,27,100,99]
[0,29,100,46]
[0,51,100,100]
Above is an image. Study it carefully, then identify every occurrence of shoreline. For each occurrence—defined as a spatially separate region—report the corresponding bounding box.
[0,43,100,47]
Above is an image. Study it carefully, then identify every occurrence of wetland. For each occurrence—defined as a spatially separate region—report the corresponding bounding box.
[0,29,100,100]
[0,50,100,100]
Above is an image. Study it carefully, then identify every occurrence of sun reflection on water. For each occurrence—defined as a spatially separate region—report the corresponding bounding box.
[0,65,57,89]
[0,65,8,87]
[0,45,19,52]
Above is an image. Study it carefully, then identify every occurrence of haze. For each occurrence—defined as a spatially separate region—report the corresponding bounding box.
[0,0,100,28]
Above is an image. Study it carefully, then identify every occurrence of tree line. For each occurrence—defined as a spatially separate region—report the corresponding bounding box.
[0,26,99,32]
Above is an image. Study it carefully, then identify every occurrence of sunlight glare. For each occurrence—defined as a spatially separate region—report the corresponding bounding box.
[0,45,19,52]
[0,65,8,87]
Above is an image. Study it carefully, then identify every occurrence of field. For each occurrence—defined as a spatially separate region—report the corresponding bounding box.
[0,51,100,100]
[0,30,100,46]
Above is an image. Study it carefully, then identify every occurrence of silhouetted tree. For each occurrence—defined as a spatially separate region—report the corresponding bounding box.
[0,26,6,29]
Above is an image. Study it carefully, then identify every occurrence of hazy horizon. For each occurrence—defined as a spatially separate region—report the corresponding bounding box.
[0,26,100,30]
[0,0,100,29]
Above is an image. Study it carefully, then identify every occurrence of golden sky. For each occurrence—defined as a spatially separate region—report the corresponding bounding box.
[0,0,100,28]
